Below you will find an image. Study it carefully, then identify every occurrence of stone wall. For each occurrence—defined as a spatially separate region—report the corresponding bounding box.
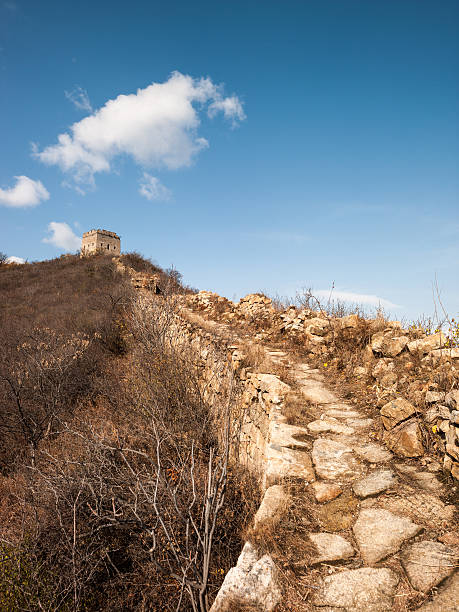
[185,290,459,481]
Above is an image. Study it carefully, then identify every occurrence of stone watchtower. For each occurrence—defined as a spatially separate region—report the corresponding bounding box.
[81,229,121,256]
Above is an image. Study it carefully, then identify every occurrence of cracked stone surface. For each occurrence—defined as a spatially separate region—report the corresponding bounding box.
[312,567,399,611]
[324,409,363,419]
[353,443,393,463]
[264,444,315,487]
[353,508,421,564]
[308,418,355,435]
[352,469,397,498]
[400,540,458,592]
[299,379,338,404]
[309,532,355,563]
[312,438,360,480]
[416,572,459,611]
[371,491,456,528]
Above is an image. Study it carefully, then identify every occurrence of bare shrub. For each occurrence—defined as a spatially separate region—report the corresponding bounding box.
[0,284,258,611]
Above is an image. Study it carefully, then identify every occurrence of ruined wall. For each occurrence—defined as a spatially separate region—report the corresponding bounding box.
[185,290,459,481]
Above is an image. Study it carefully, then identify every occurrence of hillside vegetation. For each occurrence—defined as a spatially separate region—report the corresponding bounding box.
[0,255,256,612]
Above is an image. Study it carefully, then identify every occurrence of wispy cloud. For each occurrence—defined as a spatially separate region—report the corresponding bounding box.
[35,71,245,190]
[42,222,81,251]
[138,173,171,201]
[0,175,49,207]
[315,289,401,309]
[65,86,93,113]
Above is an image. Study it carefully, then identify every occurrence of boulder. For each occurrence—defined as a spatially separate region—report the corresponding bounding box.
[380,397,416,429]
[372,359,394,380]
[425,390,446,404]
[371,333,408,357]
[353,443,393,463]
[210,542,281,612]
[383,420,424,457]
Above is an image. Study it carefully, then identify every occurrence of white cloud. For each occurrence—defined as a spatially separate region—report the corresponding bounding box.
[6,255,25,264]
[43,222,81,251]
[139,173,171,201]
[315,289,400,309]
[35,71,245,187]
[208,95,246,126]
[65,86,93,113]
[0,175,50,208]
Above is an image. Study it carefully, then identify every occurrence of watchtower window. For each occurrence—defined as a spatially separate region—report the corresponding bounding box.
[107,244,110,249]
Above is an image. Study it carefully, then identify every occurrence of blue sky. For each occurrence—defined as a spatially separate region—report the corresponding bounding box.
[1,0,458,322]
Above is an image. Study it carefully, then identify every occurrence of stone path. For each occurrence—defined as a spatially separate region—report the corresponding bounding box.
[181,308,457,611]
[283,357,458,611]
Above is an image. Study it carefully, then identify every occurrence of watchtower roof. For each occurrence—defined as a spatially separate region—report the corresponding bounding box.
[82,229,120,239]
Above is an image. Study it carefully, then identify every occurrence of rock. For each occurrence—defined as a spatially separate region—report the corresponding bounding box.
[425,404,451,423]
[380,397,417,429]
[383,420,424,457]
[372,359,394,380]
[353,443,393,463]
[311,481,343,503]
[371,333,408,357]
[305,318,329,336]
[410,471,444,493]
[264,444,315,488]
[401,541,458,592]
[253,485,288,530]
[254,373,291,400]
[324,409,362,419]
[425,390,446,404]
[353,508,421,564]
[309,532,355,563]
[340,314,360,329]
[307,418,355,435]
[428,348,459,364]
[445,389,459,409]
[210,542,281,612]
[312,567,399,611]
[312,439,360,480]
[438,531,459,548]
[375,491,455,528]
[352,470,397,498]
[407,332,446,355]
[380,372,398,388]
[416,572,459,611]
[299,379,338,404]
